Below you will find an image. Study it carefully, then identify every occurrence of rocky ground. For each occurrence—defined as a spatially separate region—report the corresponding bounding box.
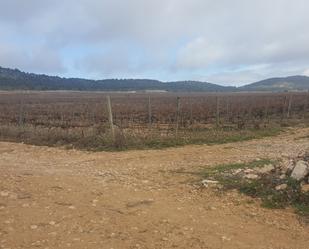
[0,127,309,249]
[201,152,309,192]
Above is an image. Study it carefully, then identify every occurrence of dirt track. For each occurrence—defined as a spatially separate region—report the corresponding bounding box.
[1,127,309,249]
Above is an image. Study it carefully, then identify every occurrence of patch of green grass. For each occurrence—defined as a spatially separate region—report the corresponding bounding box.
[199,160,309,220]
[0,124,282,151]
[200,159,274,178]
[294,203,309,218]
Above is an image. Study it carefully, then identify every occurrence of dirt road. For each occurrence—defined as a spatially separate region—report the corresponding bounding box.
[1,127,309,249]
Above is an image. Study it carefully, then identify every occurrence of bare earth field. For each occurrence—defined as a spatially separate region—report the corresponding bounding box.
[1,127,309,249]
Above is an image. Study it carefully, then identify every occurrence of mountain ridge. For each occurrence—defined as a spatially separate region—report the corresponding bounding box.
[0,66,308,92]
[240,75,309,91]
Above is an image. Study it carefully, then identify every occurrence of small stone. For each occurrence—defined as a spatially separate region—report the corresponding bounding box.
[202,179,219,185]
[244,169,255,174]
[275,184,287,191]
[244,174,259,180]
[233,169,243,175]
[0,191,9,197]
[162,237,168,241]
[301,184,309,193]
[68,206,76,210]
[49,221,56,226]
[221,236,231,241]
[279,174,286,180]
[291,161,309,181]
[202,179,219,187]
[256,164,275,174]
[30,225,38,230]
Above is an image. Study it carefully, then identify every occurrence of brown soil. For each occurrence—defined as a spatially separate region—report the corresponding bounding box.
[1,127,309,249]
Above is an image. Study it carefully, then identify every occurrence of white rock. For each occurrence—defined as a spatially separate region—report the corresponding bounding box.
[233,169,243,175]
[301,184,309,193]
[244,169,255,174]
[279,174,286,180]
[256,164,275,174]
[275,184,287,191]
[244,174,259,180]
[221,236,231,241]
[202,179,219,187]
[291,161,309,181]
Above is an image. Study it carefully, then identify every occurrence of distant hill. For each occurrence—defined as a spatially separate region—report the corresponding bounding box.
[0,66,234,92]
[0,66,308,92]
[241,76,309,91]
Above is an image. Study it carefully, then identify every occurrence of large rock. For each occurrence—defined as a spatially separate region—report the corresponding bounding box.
[290,161,309,181]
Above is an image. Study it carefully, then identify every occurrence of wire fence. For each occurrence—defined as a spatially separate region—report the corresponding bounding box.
[0,91,308,131]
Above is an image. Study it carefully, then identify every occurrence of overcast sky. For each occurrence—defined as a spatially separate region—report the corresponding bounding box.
[0,0,309,85]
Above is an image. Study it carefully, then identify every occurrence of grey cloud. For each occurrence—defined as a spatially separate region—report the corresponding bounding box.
[205,62,309,85]
[76,48,133,77]
[0,41,65,74]
[0,0,309,83]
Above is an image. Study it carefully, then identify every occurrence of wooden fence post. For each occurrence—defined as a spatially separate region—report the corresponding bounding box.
[287,94,293,118]
[281,95,287,121]
[148,96,152,129]
[226,97,229,123]
[106,96,115,140]
[216,95,220,128]
[18,97,24,126]
[304,92,309,119]
[175,96,181,137]
[265,97,270,122]
[189,99,193,125]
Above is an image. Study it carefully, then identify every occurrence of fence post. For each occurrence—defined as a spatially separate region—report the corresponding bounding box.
[216,95,220,128]
[148,96,152,129]
[226,97,229,123]
[305,92,309,119]
[175,96,181,137]
[287,94,293,118]
[106,96,115,140]
[265,97,270,122]
[281,95,287,121]
[18,96,24,126]
[189,99,193,125]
